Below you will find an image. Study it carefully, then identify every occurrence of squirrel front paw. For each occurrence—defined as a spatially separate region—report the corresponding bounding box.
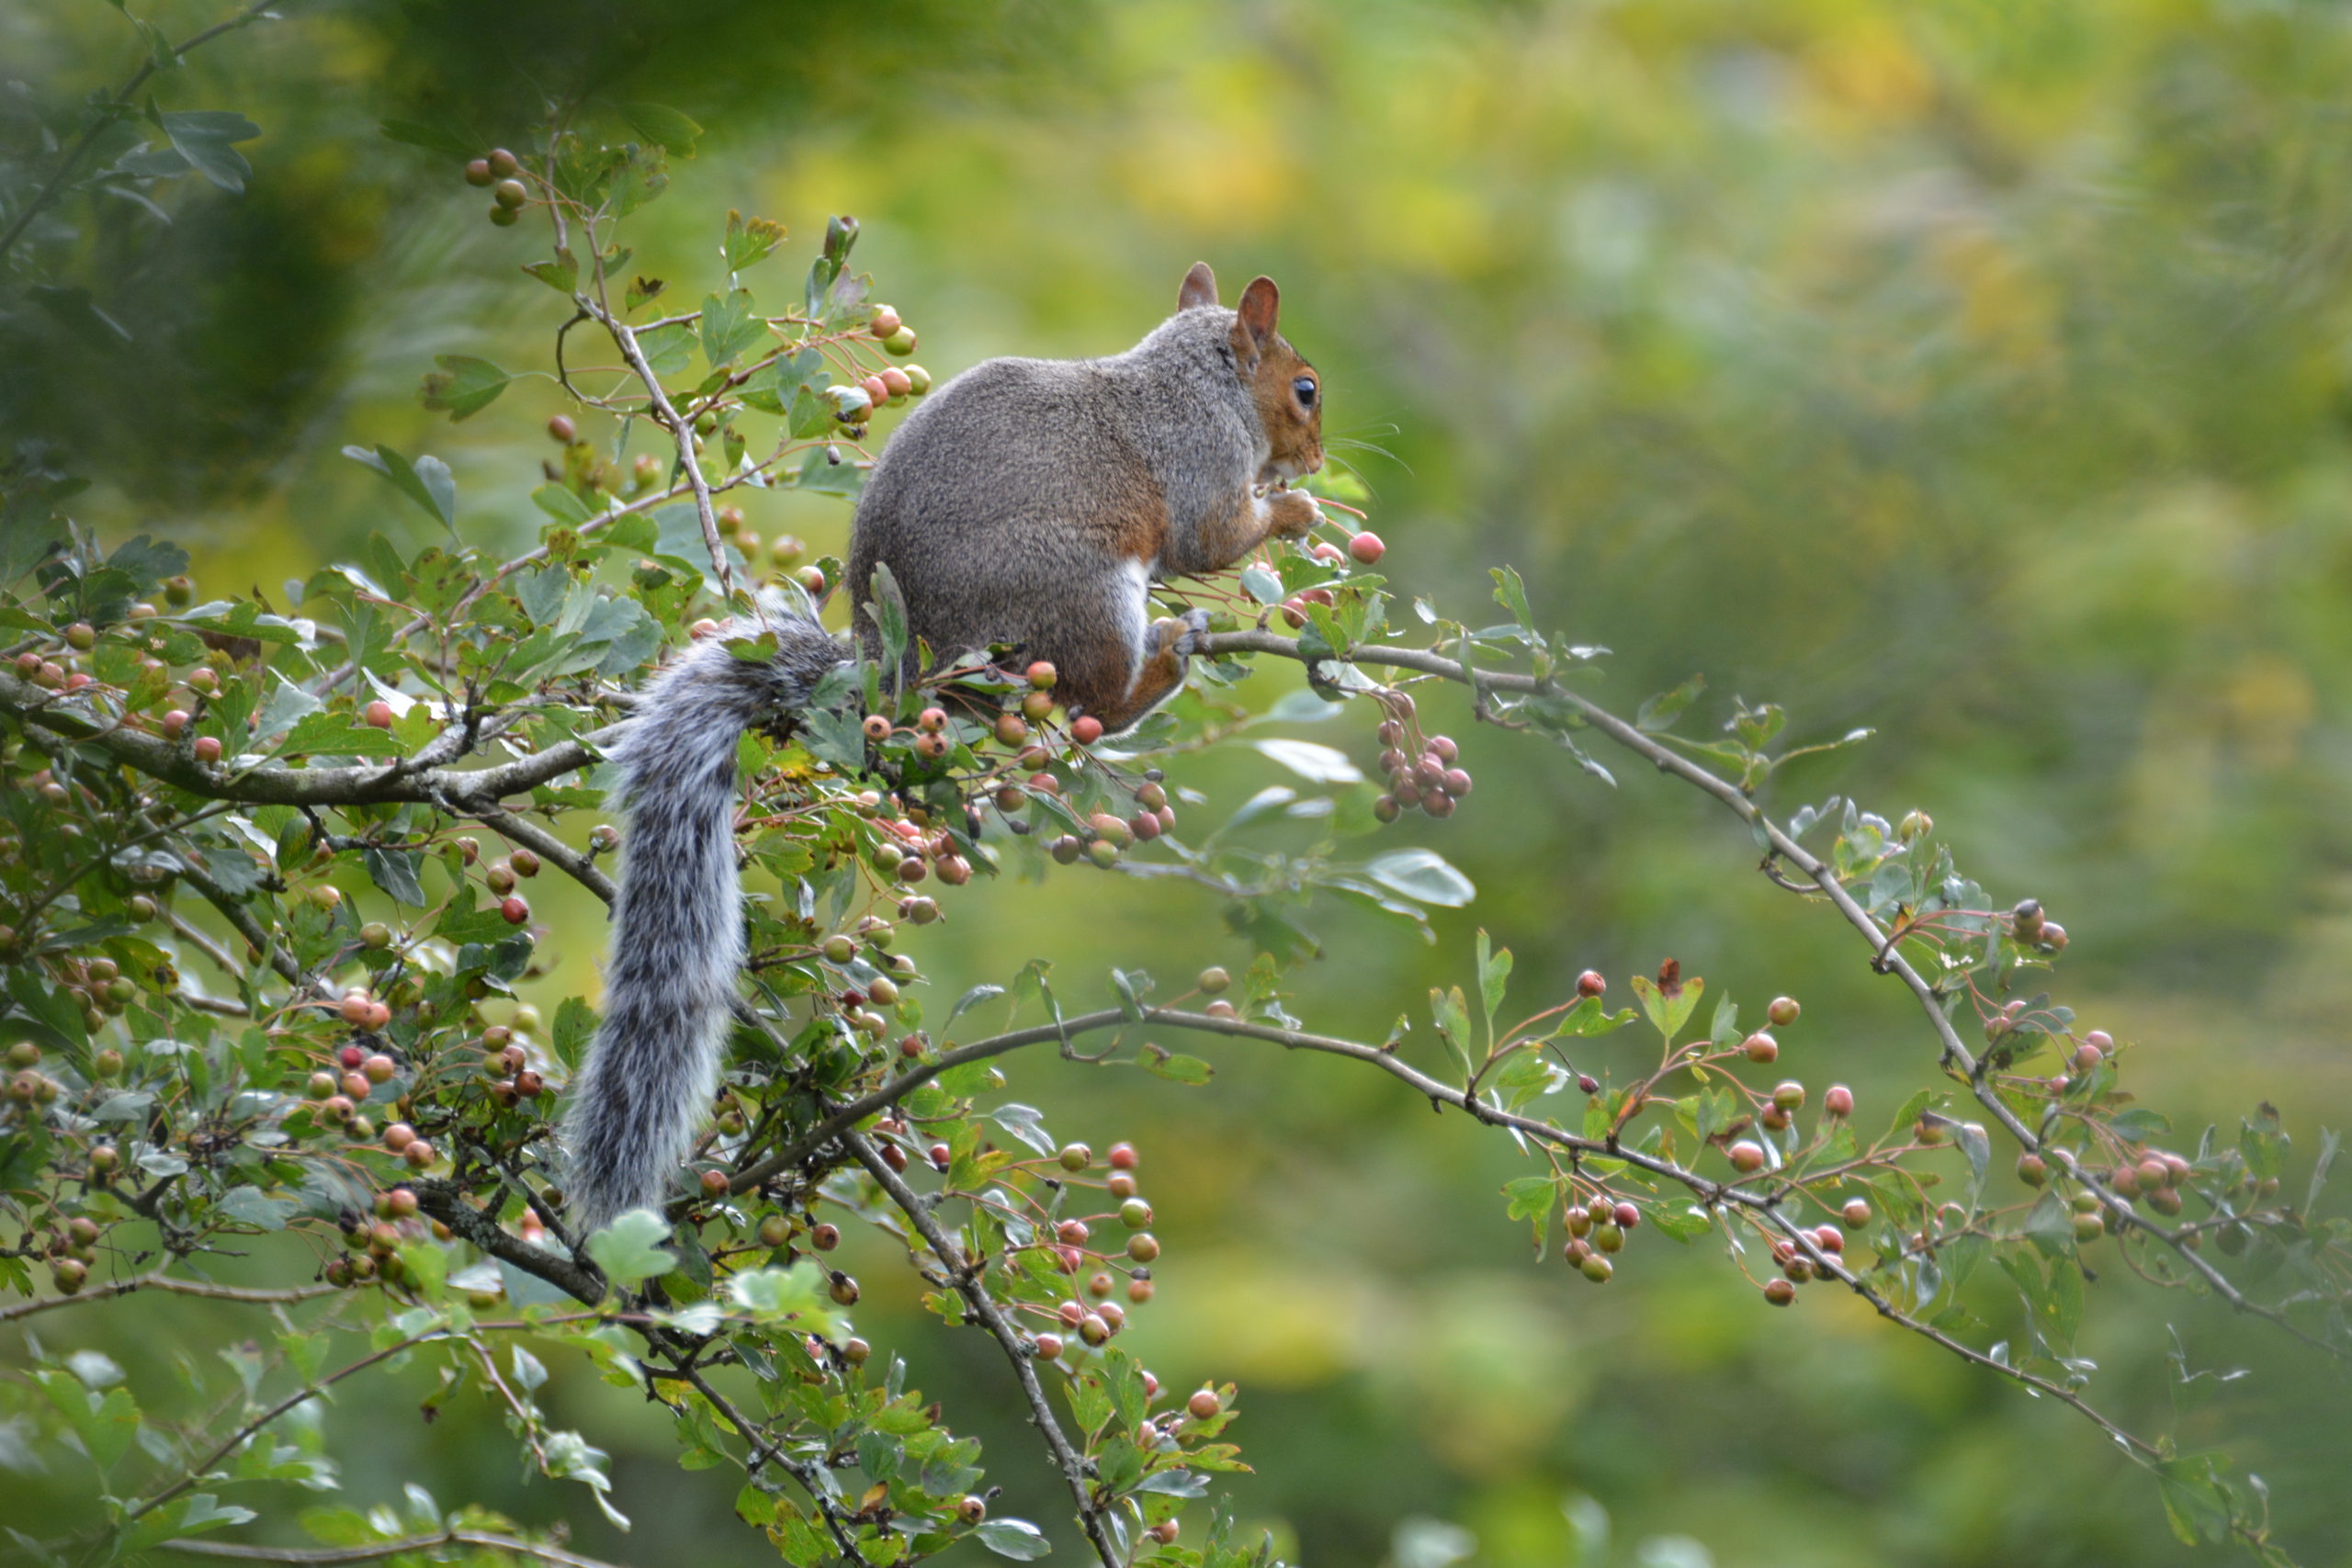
[1265,488,1321,539]
[1170,607,1213,656]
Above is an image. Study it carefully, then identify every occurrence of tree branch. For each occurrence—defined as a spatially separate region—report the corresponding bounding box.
[0,1269,338,1325]
[1193,626,2344,1359]
[842,1130,1122,1568]
[160,1529,628,1568]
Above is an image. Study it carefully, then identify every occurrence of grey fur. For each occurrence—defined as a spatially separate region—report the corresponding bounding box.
[565,277,1316,1240]
[560,596,845,1240]
[847,302,1283,721]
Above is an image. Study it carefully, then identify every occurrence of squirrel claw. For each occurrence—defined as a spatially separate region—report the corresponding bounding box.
[1172,607,1213,656]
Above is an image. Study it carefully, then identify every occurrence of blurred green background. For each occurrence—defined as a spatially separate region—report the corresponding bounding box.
[9,0,2352,1563]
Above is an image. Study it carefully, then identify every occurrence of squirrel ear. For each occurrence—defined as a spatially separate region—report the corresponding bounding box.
[1234,276,1281,350]
[1178,262,1219,311]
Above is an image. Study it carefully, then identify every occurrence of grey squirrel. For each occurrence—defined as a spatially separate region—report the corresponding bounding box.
[560,263,1327,1237]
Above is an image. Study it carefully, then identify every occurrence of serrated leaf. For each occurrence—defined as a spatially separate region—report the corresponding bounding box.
[582,1208,676,1288]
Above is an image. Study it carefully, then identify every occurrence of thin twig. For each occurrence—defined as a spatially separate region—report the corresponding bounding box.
[160,1529,627,1568]
[1193,626,2345,1359]
[0,1270,338,1325]
[574,293,737,603]
[0,0,285,264]
[843,1130,1122,1568]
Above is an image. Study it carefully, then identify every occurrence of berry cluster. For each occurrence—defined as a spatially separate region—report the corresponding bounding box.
[1369,695,1473,822]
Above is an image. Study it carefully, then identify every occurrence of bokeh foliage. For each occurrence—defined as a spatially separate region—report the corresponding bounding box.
[7,2,2352,1565]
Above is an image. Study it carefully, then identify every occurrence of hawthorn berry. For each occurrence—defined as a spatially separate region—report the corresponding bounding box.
[1823,1084,1854,1118]
[1576,971,1606,998]
[1743,1031,1778,1065]
[1763,1278,1795,1306]
[1187,1390,1220,1420]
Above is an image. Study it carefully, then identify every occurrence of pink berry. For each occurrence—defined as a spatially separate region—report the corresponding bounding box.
[1348,531,1385,564]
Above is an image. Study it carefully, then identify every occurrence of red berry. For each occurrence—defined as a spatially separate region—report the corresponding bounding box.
[701,1168,729,1197]
[929,1143,952,1169]
[1348,530,1385,564]
[362,700,393,729]
[500,897,529,924]
[1108,1143,1137,1170]
[1763,1278,1795,1305]
[1815,1224,1844,1254]
[1187,1389,1220,1420]
[1729,1141,1767,1174]
[1823,1084,1854,1118]
[1034,1333,1063,1360]
[1576,971,1606,998]
[193,736,223,763]
[339,1043,367,1068]
[1070,715,1104,746]
[1841,1199,1871,1228]
[1768,996,1801,1027]
[1613,1201,1639,1229]
[1742,1031,1778,1064]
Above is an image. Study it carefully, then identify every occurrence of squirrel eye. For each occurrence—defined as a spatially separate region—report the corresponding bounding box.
[1293,377,1317,409]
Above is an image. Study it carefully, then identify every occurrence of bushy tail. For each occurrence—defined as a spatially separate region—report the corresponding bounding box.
[560,599,844,1243]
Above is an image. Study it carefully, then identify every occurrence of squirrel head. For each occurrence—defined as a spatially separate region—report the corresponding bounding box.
[1178,263,1323,485]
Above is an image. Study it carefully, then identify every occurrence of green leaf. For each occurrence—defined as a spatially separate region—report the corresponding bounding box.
[379,117,481,161]
[1490,566,1534,629]
[1636,674,1705,734]
[342,445,456,533]
[419,355,512,421]
[975,1518,1053,1559]
[786,381,834,439]
[1475,930,1512,1034]
[619,103,704,155]
[2154,1458,2233,1546]
[700,289,764,369]
[1646,1204,1713,1242]
[1364,849,1475,907]
[279,712,405,758]
[722,209,788,273]
[1502,1174,1555,1222]
[582,1208,676,1288]
[1141,1051,1214,1085]
[362,848,427,907]
[1629,973,1702,1043]
[531,483,596,526]
[1249,739,1361,784]
[160,110,260,192]
[523,247,579,295]
[726,1264,846,1335]
[1955,1120,1991,1208]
